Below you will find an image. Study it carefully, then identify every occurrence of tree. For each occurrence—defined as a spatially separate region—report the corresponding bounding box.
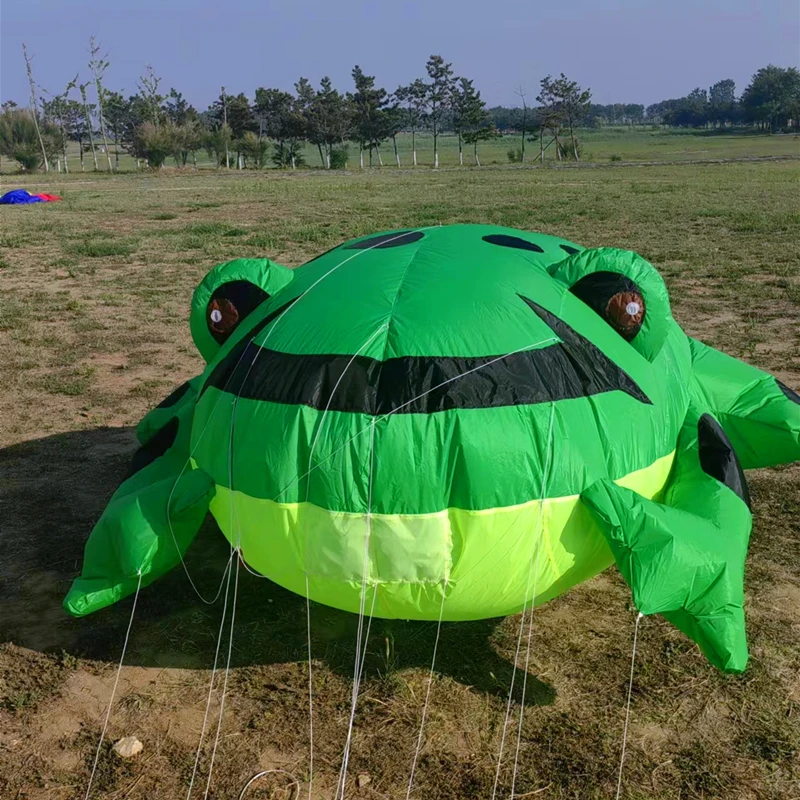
[88,36,113,171]
[164,88,194,125]
[104,91,129,170]
[129,121,174,167]
[707,80,736,128]
[237,131,269,168]
[0,107,59,171]
[741,65,800,132]
[40,75,78,172]
[308,77,351,168]
[254,87,295,158]
[455,79,497,166]
[515,87,528,162]
[536,75,565,161]
[350,65,392,168]
[395,79,426,166]
[22,43,49,171]
[137,65,164,126]
[78,82,99,169]
[451,77,489,166]
[424,55,454,168]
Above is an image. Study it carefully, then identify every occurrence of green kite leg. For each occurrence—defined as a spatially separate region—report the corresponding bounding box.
[64,388,214,617]
[582,408,752,673]
[689,338,800,469]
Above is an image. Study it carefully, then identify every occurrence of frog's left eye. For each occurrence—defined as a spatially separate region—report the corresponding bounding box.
[569,271,646,342]
[206,280,269,345]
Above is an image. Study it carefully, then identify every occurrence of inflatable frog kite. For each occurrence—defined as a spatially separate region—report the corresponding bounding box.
[65,225,800,673]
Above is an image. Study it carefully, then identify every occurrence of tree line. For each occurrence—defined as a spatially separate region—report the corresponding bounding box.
[0,38,797,173]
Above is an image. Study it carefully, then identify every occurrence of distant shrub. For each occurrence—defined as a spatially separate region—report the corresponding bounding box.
[329,145,349,169]
[609,154,623,162]
[130,122,175,168]
[272,141,305,169]
[0,108,60,171]
[507,147,523,163]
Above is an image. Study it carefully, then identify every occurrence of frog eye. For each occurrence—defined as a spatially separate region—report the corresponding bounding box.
[548,247,673,362]
[569,271,646,342]
[206,280,269,346]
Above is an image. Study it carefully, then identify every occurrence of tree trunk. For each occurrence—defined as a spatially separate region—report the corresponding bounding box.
[97,107,113,171]
[377,145,383,167]
[474,139,480,166]
[570,125,579,161]
[433,128,439,168]
[521,116,526,162]
[412,129,417,166]
[318,143,325,167]
[393,134,400,167]
[458,133,463,166]
[359,143,364,169]
[540,128,544,163]
[80,144,85,171]
[114,131,119,170]
[555,130,562,161]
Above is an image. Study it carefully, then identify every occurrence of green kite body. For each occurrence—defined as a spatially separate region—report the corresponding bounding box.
[65,225,800,673]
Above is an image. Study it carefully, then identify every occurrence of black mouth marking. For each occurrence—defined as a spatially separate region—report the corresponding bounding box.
[201,295,651,414]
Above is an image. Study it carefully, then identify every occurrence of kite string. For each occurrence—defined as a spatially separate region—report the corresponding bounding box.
[185,551,235,799]
[491,402,556,800]
[202,553,241,800]
[335,418,377,800]
[615,612,643,800]
[83,571,142,800]
[509,402,556,798]
[405,580,448,800]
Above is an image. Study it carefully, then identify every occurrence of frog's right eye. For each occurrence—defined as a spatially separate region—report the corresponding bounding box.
[569,271,646,342]
[206,280,269,346]
[549,247,673,362]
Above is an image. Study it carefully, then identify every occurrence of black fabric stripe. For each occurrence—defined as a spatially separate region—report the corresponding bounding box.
[698,413,751,508]
[127,417,179,478]
[155,381,191,409]
[202,295,650,414]
[777,379,800,405]
[560,244,580,255]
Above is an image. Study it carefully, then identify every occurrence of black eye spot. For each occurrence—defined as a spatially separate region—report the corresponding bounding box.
[207,280,270,345]
[344,231,424,249]
[777,379,800,405]
[560,244,580,255]
[698,414,750,508]
[482,234,544,253]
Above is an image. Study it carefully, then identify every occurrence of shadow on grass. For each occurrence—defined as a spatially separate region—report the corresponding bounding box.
[0,426,555,707]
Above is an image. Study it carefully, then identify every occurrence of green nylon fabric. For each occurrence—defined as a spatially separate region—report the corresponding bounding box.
[64,224,800,674]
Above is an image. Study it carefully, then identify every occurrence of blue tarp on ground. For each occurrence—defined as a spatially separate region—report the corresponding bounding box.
[0,189,45,205]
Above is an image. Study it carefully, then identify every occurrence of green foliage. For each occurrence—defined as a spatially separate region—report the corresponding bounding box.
[202,123,232,167]
[507,147,523,163]
[0,108,59,171]
[237,131,269,168]
[271,140,305,168]
[741,65,800,132]
[329,144,349,169]
[129,121,174,167]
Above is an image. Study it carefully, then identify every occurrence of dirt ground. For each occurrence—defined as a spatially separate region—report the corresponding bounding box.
[1,161,798,799]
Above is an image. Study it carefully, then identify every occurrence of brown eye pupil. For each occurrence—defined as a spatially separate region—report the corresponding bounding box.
[605,291,645,340]
[208,297,239,335]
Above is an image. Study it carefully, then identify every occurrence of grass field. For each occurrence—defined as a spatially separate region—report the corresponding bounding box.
[2,127,798,174]
[1,151,799,799]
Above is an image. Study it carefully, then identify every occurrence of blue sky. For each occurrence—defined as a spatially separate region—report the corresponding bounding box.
[1,0,798,109]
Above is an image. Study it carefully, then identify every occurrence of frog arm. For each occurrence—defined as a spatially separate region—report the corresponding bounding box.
[135,374,204,446]
[689,337,800,469]
[64,396,214,617]
[581,407,752,673]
